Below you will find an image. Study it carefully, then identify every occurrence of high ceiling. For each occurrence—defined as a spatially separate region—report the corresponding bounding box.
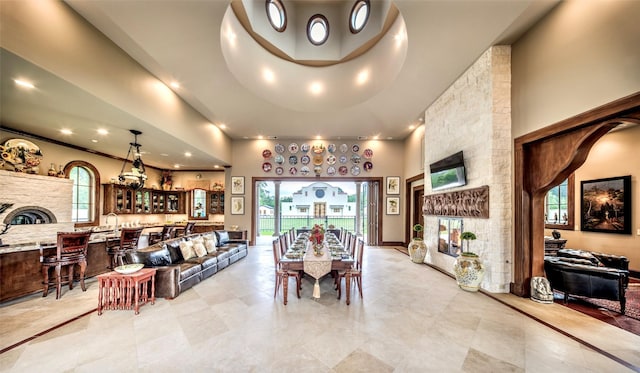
[1,0,558,170]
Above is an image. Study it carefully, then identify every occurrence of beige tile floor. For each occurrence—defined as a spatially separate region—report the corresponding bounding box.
[1,244,639,372]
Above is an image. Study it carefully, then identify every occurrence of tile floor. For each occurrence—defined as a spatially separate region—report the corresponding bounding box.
[1,244,639,372]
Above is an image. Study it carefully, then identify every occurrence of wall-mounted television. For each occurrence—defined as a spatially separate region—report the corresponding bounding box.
[429,151,467,191]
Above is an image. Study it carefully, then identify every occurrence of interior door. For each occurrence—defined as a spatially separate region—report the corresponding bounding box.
[365,181,380,245]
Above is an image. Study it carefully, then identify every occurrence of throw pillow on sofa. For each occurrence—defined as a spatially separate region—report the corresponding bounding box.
[179,240,196,260]
[193,242,207,257]
[215,231,230,246]
[203,234,217,253]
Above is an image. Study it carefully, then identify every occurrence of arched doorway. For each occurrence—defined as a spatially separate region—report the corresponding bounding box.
[512,92,640,296]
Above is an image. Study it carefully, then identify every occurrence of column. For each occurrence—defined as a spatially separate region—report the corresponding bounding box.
[273,181,281,236]
[355,181,362,236]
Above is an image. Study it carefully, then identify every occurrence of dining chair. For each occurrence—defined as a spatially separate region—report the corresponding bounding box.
[337,238,365,303]
[272,239,301,305]
[106,227,143,269]
[40,231,92,299]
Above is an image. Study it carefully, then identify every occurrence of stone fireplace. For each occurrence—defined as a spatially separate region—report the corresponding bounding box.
[0,170,74,245]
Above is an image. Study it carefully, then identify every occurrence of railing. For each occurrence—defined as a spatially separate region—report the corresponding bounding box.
[258,215,367,235]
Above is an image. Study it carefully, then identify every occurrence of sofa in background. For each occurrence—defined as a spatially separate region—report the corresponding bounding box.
[125,230,248,298]
[544,249,629,313]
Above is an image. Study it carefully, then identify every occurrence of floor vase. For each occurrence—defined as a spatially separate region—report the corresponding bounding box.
[407,238,427,263]
[453,254,484,291]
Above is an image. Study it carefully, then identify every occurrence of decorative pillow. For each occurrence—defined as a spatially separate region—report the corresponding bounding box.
[215,231,230,246]
[193,242,207,257]
[203,234,218,253]
[191,236,204,245]
[179,240,196,260]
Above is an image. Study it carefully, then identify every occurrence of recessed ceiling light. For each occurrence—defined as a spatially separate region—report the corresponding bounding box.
[315,135,322,140]
[356,69,369,85]
[309,81,323,95]
[14,79,35,89]
[97,128,108,135]
[160,153,169,157]
[214,165,220,169]
[60,129,72,135]
[258,135,264,140]
[242,136,249,140]
[218,123,227,129]
[91,139,98,143]
[387,137,393,140]
[185,152,192,157]
[170,81,180,89]
[262,68,275,83]
[174,164,181,169]
[409,125,415,130]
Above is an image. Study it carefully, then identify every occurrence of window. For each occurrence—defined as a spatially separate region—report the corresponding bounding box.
[544,174,574,230]
[67,161,99,227]
[349,0,370,34]
[307,14,329,45]
[266,0,286,32]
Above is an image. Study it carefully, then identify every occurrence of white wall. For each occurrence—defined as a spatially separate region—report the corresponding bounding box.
[422,46,512,292]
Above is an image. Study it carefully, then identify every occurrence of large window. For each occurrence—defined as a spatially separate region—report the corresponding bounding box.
[544,174,574,230]
[67,161,99,227]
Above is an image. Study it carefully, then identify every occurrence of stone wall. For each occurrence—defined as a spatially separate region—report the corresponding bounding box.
[423,46,512,292]
[0,170,74,245]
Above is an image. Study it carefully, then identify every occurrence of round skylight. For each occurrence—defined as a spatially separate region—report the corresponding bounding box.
[266,0,286,32]
[307,14,329,45]
[350,0,370,33]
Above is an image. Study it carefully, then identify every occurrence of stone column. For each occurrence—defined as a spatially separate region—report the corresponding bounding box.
[273,181,281,236]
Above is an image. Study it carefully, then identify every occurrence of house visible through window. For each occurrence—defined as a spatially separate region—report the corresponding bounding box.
[544,174,574,230]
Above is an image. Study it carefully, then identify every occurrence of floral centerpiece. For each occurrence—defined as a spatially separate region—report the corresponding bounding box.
[309,224,325,245]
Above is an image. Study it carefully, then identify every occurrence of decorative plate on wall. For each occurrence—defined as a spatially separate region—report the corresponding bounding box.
[340,144,348,153]
[312,143,326,154]
[301,143,310,153]
[338,166,348,175]
[363,161,373,171]
[352,144,360,153]
[262,162,272,172]
[339,155,348,164]
[363,148,373,159]
[275,166,284,175]
[326,155,336,165]
[351,165,361,176]
[288,155,298,165]
[327,143,336,153]
[327,166,336,176]
[314,165,322,175]
[289,167,298,175]
[351,154,361,164]
[301,155,311,165]
[275,143,285,154]
[262,149,272,159]
[313,155,323,165]
[288,143,299,154]
[300,166,310,176]
[274,155,284,164]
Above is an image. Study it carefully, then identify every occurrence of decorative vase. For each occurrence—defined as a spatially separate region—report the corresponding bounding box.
[56,164,65,178]
[407,238,427,263]
[48,163,56,176]
[453,253,485,292]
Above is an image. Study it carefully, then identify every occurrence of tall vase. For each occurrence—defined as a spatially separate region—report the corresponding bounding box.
[453,253,485,291]
[407,238,427,263]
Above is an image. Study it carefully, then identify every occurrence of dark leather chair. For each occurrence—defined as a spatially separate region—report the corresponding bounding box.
[106,227,143,269]
[41,231,92,299]
[175,222,196,237]
[148,225,176,245]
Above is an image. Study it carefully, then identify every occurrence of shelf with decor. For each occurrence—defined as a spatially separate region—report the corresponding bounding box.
[104,184,185,215]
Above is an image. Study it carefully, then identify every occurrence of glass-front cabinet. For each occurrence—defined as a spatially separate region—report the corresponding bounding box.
[190,189,208,220]
[104,184,184,214]
[209,190,225,215]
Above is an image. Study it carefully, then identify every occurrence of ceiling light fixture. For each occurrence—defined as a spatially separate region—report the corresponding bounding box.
[60,129,73,135]
[14,79,35,89]
[185,152,192,157]
[170,81,180,89]
[97,128,108,135]
[118,129,147,190]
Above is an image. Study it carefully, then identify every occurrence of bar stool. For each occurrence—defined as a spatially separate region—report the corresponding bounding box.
[40,231,92,299]
[148,225,176,245]
[106,227,143,269]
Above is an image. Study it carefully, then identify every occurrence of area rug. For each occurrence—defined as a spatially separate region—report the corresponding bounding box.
[568,284,640,320]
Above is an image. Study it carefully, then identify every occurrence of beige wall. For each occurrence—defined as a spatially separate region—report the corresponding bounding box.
[512,0,640,137]
[228,139,406,242]
[546,125,640,271]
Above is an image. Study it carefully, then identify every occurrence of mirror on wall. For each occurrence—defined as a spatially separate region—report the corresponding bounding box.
[438,218,463,257]
[190,189,208,220]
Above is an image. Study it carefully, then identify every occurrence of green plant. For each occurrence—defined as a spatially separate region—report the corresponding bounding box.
[460,231,477,256]
[413,224,424,240]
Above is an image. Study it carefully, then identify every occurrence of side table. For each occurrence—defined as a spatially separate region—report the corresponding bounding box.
[97,268,156,315]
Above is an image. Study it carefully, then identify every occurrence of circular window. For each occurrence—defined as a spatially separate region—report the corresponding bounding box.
[315,189,325,198]
[307,14,329,45]
[266,0,286,32]
[350,0,370,33]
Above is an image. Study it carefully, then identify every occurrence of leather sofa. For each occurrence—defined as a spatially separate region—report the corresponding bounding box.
[124,230,248,299]
[544,249,629,313]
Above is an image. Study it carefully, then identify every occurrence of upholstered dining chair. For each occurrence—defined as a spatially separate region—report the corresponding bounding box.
[148,225,176,245]
[106,227,143,269]
[272,239,301,304]
[337,238,365,303]
[40,230,92,299]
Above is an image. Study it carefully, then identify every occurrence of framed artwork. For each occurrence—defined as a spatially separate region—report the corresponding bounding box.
[386,197,400,215]
[386,176,400,195]
[231,196,244,215]
[231,176,245,195]
[580,175,631,234]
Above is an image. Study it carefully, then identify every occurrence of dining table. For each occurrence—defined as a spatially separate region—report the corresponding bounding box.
[279,233,354,304]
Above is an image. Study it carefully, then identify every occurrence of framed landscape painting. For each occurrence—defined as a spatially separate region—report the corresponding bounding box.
[580,175,631,234]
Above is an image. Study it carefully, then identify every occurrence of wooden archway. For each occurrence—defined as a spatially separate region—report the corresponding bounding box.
[512,92,640,297]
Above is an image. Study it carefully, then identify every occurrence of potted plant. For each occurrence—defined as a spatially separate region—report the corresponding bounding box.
[407,223,427,263]
[453,231,485,291]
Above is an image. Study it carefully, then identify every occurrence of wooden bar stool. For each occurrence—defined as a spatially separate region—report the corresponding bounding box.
[40,231,92,299]
[106,227,143,269]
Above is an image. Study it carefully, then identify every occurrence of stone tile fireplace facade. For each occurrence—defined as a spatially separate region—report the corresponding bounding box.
[0,170,74,245]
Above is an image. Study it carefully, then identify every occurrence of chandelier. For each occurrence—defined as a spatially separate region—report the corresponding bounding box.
[118,129,147,190]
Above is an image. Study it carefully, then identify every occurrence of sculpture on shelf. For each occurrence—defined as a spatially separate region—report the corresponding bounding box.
[530,277,554,304]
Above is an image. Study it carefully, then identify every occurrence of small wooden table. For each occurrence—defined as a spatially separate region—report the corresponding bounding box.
[97,268,156,315]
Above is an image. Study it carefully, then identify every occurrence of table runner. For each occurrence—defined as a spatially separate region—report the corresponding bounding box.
[303,242,332,299]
